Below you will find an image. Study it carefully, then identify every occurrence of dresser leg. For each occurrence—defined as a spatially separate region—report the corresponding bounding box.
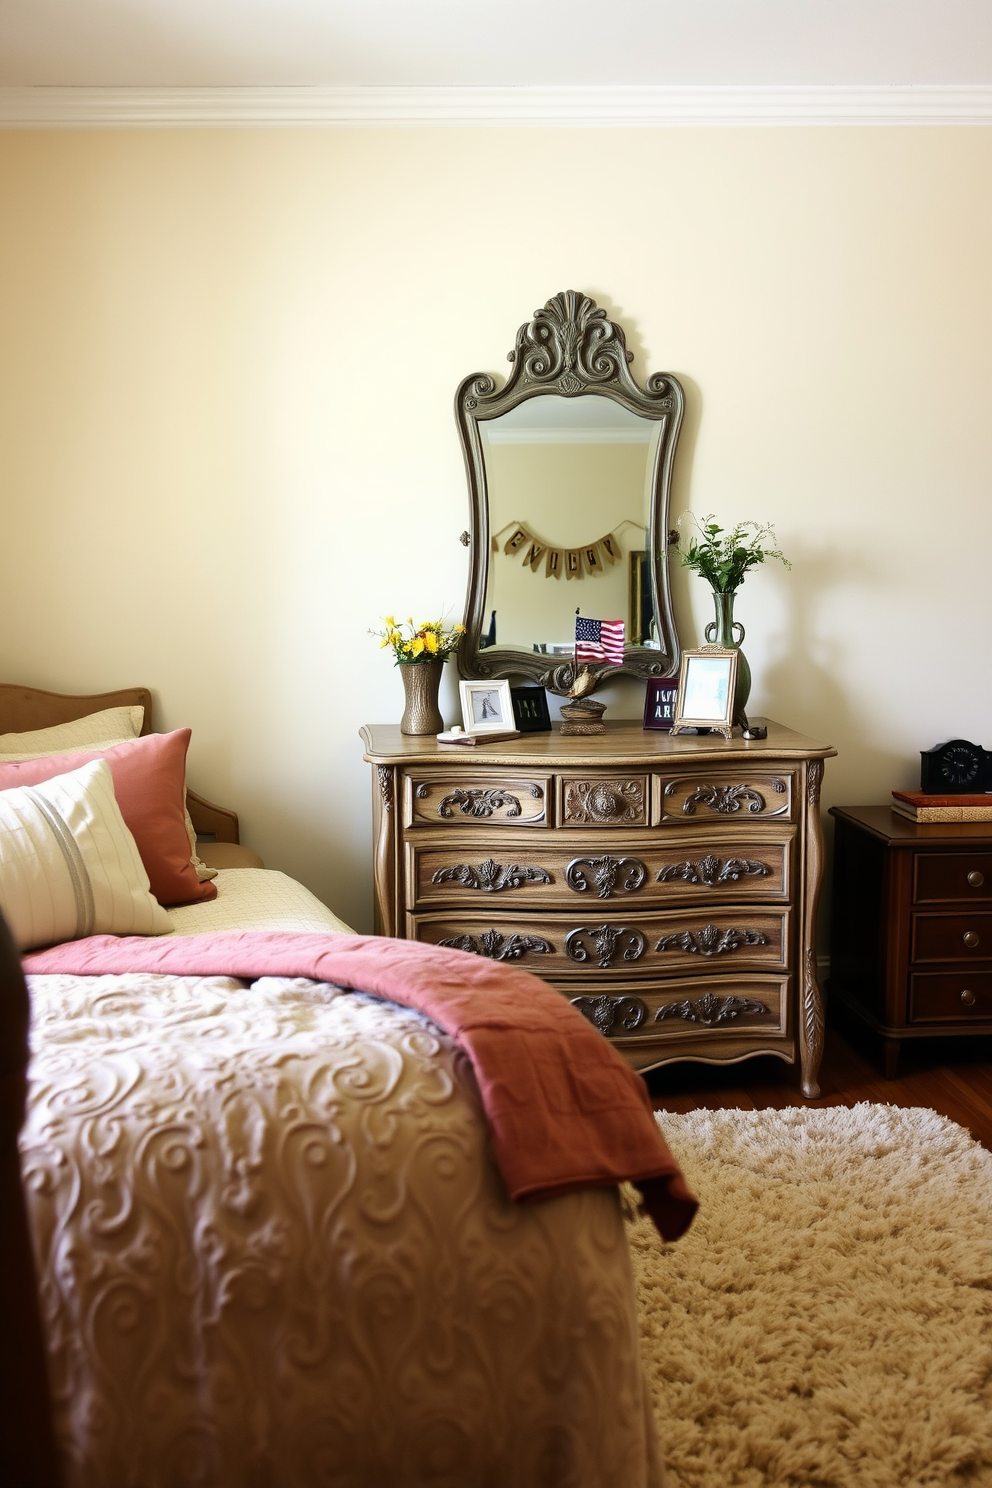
[799,947,824,1097]
[373,764,397,937]
[882,1037,901,1081]
[799,759,827,1099]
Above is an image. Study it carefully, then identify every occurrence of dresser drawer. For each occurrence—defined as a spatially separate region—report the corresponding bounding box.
[408,907,789,977]
[910,912,992,963]
[656,771,794,825]
[913,852,992,904]
[558,773,649,828]
[407,834,791,910]
[568,974,788,1041]
[909,972,992,1023]
[404,772,550,828]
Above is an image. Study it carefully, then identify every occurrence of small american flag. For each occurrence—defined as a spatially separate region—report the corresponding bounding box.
[575,615,625,665]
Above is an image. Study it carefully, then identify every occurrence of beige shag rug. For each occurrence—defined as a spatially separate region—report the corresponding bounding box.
[628,1104,992,1488]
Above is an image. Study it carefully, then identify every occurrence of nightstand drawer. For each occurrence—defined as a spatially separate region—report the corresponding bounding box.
[656,771,794,825]
[914,852,992,904]
[910,912,992,962]
[909,972,992,1023]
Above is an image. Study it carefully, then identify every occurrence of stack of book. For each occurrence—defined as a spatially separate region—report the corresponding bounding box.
[891,789,992,823]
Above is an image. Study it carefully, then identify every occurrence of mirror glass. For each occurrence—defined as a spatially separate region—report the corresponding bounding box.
[457,291,684,693]
[480,395,663,656]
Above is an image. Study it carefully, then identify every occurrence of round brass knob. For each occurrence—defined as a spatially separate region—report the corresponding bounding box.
[963,930,980,948]
[961,988,977,1006]
[967,870,985,888]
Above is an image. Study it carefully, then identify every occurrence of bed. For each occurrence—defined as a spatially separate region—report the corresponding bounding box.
[1,685,696,1488]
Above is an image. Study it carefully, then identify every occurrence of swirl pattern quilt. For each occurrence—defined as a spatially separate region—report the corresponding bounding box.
[23,968,665,1488]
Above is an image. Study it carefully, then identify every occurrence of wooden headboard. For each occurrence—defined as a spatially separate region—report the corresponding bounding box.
[0,685,240,845]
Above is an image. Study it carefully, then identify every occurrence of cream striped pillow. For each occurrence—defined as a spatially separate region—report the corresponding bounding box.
[0,758,172,950]
[0,705,144,760]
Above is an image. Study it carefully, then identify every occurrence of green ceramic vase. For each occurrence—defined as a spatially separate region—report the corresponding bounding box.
[704,590,750,724]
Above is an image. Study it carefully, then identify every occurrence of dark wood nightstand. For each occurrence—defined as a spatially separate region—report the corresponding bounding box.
[828,805,992,1077]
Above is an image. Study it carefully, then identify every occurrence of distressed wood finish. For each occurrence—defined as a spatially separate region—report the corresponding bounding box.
[407,834,791,910]
[362,719,835,1092]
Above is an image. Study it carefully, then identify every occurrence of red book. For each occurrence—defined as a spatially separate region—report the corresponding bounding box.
[893,789,992,807]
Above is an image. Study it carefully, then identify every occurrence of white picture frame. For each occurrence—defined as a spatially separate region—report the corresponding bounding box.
[670,646,739,741]
[459,679,515,735]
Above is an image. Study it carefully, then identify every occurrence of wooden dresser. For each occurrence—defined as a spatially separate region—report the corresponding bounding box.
[828,805,992,1078]
[361,720,835,1097]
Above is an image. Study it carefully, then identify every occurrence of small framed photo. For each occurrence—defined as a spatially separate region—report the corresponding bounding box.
[511,686,552,733]
[643,676,679,732]
[459,679,515,735]
[671,647,739,741]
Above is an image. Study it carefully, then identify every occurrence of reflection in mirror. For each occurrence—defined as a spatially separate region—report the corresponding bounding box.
[481,396,664,655]
[457,292,684,694]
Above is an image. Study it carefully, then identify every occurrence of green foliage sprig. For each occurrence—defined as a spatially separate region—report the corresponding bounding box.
[675,513,791,593]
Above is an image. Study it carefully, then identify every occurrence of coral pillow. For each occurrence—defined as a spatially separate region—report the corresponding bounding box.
[0,759,172,950]
[0,730,217,907]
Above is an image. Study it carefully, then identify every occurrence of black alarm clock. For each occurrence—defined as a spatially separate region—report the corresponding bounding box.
[920,739,992,794]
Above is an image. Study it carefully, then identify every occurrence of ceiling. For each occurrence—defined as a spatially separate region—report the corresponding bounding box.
[2,0,991,89]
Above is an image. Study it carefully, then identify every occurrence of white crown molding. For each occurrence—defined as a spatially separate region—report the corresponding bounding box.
[1,84,991,129]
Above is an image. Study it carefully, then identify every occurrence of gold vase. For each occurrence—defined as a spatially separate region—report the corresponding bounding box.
[399,660,445,735]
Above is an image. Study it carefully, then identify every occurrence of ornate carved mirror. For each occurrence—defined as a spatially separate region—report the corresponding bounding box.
[456,291,684,693]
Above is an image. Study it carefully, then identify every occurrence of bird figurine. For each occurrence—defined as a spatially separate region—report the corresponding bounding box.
[560,666,607,735]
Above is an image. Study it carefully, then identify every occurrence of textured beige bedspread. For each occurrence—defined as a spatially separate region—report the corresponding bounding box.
[22,969,663,1488]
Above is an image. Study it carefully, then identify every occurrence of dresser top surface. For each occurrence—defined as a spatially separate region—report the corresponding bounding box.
[361,718,835,767]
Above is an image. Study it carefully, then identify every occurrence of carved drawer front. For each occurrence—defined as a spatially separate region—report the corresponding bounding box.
[569,975,788,1041]
[910,912,992,963]
[909,971,992,1023]
[409,836,790,910]
[655,771,794,826]
[913,853,992,905]
[408,907,788,977]
[650,836,790,903]
[558,774,649,828]
[405,773,550,829]
[642,908,789,974]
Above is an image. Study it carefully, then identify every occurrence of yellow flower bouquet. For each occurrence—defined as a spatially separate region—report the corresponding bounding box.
[370,616,465,665]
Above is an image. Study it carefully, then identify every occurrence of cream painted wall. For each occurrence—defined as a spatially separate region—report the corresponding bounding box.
[0,126,990,935]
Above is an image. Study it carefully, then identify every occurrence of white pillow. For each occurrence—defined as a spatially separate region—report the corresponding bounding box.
[0,757,172,950]
[0,705,144,760]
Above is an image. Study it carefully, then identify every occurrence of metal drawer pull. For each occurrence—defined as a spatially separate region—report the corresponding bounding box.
[963,930,980,948]
[961,988,977,1006]
[967,870,985,888]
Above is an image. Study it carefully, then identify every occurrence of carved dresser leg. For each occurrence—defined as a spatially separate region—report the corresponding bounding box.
[373,764,398,937]
[799,758,826,1098]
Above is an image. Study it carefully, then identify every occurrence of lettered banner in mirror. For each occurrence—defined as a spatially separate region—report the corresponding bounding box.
[500,523,621,581]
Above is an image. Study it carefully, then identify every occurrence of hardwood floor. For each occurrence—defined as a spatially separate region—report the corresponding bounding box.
[647,1023,992,1152]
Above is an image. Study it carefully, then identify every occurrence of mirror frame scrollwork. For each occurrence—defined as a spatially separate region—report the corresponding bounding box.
[456,291,684,694]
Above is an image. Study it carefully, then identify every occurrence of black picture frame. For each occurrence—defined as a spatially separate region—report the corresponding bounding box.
[643,676,679,732]
[511,686,552,733]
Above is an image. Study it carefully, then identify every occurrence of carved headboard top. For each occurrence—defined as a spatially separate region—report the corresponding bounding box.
[0,684,153,737]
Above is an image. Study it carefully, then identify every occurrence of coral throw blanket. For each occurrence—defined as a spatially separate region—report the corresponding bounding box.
[25,930,697,1241]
